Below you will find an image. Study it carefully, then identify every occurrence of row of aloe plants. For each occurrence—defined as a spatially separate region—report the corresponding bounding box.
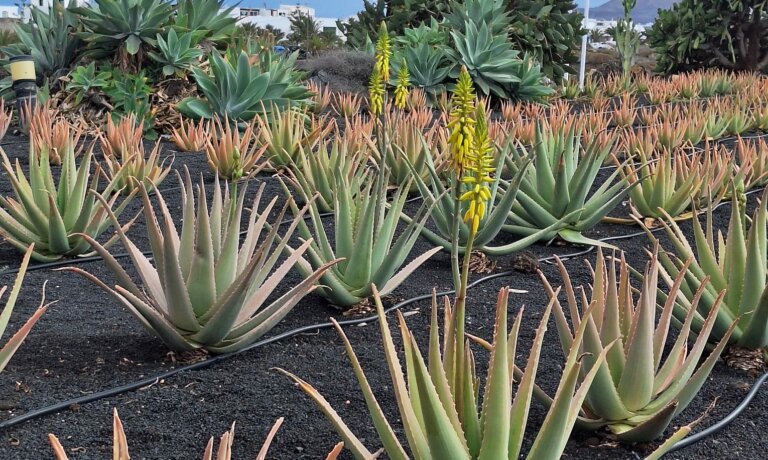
[0,27,765,460]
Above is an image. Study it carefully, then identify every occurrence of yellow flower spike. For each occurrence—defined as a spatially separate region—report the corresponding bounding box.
[448,66,476,172]
[368,67,385,116]
[374,22,391,81]
[459,99,494,232]
[394,59,410,110]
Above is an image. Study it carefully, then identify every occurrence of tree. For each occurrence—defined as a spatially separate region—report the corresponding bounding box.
[289,12,340,55]
[648,0,768,73]
[337,0,443,49]
[288,11,321,46]
[506,0,585,82]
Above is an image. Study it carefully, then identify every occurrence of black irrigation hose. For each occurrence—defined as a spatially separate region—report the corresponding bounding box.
[664,371,768,455]
[1,192,766,459]
[0,227,636,431]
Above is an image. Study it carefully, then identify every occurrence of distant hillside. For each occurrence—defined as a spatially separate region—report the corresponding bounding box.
[587,0,676,24]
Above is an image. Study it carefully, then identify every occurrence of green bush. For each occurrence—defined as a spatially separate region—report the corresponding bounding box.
[647,0,768,73]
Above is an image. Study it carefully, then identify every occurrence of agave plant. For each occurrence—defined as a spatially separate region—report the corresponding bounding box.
[280,285,609,459]
[401,42,453,103]
[102,140,172,194]
[643,188,768,351]
[49,408,343,459]
[205,117,266,181]
[2,0,82,79]
[503,122,634,246]
[0,245,48,374]
[173,0,237,45]
[66,170,335,353]
[283,139,371,213]
[618,148,705,221]
[73,0,175,69]
[0,142,136,262]
[539,247,734,442]
[171,117,210,152]
[148,28,203,77]
[285,169,439,308]
[447,20,523,99]
[178,50,311,122]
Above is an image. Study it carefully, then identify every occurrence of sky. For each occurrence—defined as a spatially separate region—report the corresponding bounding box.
[0,0,612,18]
[239,1,610,19]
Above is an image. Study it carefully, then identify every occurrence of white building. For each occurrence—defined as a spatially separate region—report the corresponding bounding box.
[233,4,343,39]
[0,6,20,19]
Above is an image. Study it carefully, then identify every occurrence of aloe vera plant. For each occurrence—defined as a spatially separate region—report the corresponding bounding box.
[48,408,342,459]
[644,188,768,351]
[66,170,335,353]
[503,121,634,246]
[0,143,136,262]
[405,139,574,255]
[540,247,735,442]
[286,169,439,308]
[280,285,608,459]
[0,245,48,374]
[282,139,371,213]
[619,148,705,221]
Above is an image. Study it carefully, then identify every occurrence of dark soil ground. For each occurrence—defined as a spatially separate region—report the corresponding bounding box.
[0,127,764,460]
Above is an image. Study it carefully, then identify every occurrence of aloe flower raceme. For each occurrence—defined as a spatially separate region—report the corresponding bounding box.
[394,58,410,110]
[282,139,371,213]
[642,188,768,351]
[48,408,344,460]
[539,247,735,443]
[285,170,439,308]
[280,285,610,459]
[65,170,336,353]
[404,129,573,256]
[617,148,705,222]
[0,245,48,374]
[0,144,137,262]
[503,122,635,246]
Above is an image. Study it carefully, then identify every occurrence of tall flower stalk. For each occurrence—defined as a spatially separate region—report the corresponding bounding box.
[447,66,477,288]
[445,69,495,410]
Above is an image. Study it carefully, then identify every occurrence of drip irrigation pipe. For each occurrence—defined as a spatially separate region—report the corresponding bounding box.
[0,191,764,459]
[0,226,641,431]
[664,371,768,455]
